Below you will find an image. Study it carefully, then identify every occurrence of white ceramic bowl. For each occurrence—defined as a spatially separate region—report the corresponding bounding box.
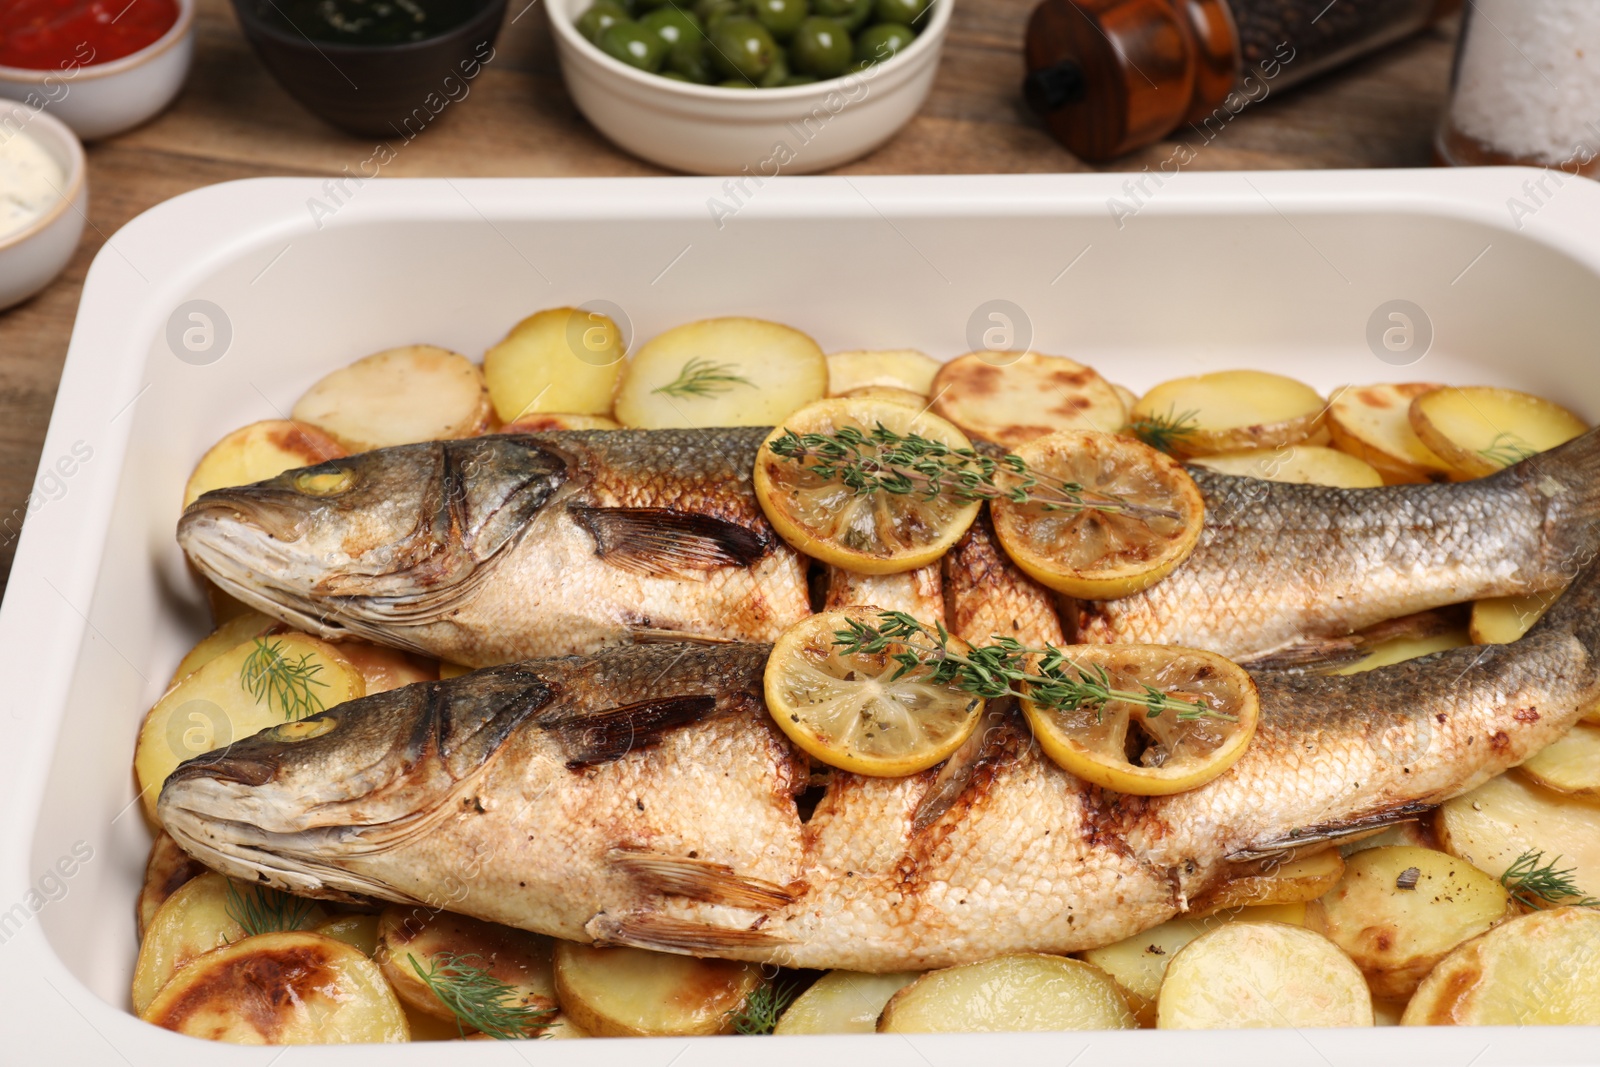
[0,104,86,311]
[547,0,951,174]
[0,0,194,141]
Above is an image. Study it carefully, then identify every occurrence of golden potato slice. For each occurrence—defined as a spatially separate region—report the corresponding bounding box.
[135,633,364,822]
[552,942,761,1037]
[879,954,1136,1033]
[837,385,929,408]
[182,420,344,509]
[292,345,491,451]
[542,1013,592,1039]
[929,351,1127,449]
[827,349,939,396]
[1470,592,1555,646]
[1402,907,1600,1025]
[1131,371,1326,458]
[1436,773,1600,905]
[1190,850,1345,916]
[166,612,279,689]
[439,661,472,680]
[614,317,826,429]
[1326,383,1454,483]
[501,412,621,432]
[1332,627,1471,676]
[1191,445,1383,488]
[375,908,555,1034]
[315,913,381,957]
[141,931,407,1043]
[1157,923,1373,1029]
[484,307,626,422]
[1409,385,1589,480]
[1517,724,1600,797]
[774,971,920,1035]
[336,642,437,696]
[136,832,206,941]
[1306,845,1513,1000]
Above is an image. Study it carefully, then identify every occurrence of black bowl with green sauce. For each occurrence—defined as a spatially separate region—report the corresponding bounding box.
[232,0,508,137]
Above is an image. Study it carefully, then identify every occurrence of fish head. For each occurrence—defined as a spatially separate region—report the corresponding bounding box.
[177,436,567,640]
[157,666,554,902]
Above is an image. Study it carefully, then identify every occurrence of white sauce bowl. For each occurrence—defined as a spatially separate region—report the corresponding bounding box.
[546,0,952,175]
[0,104,87,311]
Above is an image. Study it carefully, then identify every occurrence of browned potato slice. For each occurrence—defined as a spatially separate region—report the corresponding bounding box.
[879,954,1135,1033]
[1306,845,1513,1000]
[1332,627,1471,676]
[292,345,491,451]
[1409,385,1589,480]
[827,349,939,396]
[1402,907,1600,1025]
[315,913,381,956]
[484,307,626,422]
[1436,773,1600,904]
[1131,371,1326,458]
[1191,445,1383,488]
[166,612,278,689]
[552,942,761,1037]
[1157,923,1373,1029]
[1517,724,1600,797]
[501,412,621,432]
[375,908,555,1031]
[1189,850,1345,916]
[930,351,1126,449]
[136,832,206,941]
[774,971,920,1035]
[1326,383,1453,483]
[836,385,929,408]
[141,931,408,1043]
[337,642,438,696]
[182,420,344,509]
[1470,592,1555,646]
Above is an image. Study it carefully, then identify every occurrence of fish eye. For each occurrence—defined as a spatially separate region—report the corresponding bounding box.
[268,718,337,742]
[295,469,356,497]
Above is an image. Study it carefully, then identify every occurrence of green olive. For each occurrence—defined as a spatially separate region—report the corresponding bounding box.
[694,0,741,29]
[758,48,791,86]
[577,0,632,43]
[640,5,703,46]
[812,0,871,31]
[789,15,852,77]
[666,35,714,81]
[599,20,669,70]
[748,0,808,40]
[779,73,818,85]
[708,15,779,80]
[853,20,913,62]
[872,0,928,25]
[719,79,757,88]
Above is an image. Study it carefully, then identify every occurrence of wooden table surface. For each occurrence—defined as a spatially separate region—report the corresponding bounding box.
[0,0,1460,591]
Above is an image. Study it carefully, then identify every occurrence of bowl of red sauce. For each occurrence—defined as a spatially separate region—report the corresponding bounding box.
[0,0,194,140]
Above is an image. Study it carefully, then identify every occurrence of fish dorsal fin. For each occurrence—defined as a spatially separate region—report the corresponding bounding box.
[587,913,792,954]
[607,847,799,909]
[568,505,772,579]
[539,695,718,768]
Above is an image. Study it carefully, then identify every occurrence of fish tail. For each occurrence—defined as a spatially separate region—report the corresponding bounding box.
[1508,426,1600,568]
[1526,548,1600,656]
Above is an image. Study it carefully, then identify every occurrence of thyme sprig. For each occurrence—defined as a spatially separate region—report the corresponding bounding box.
[409,952,557,1040]
[767,424,1178,521]
[1128,407,1199,455]
[224,881,318,938]
[834,611,1231,723]
[653,357,755,399]
[725,979,797,1035]
[1500,849,1600,910]
[1478,431,1537,469]
[241,637,329,720]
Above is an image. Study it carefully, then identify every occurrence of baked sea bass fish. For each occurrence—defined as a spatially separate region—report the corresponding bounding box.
[159,554,1600,971]
[178,426,1600,666]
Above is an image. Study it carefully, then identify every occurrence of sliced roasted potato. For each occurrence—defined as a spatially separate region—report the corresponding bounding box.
[1131,371,1326,458]
[1470,592,1555,646]
[135,633,364,822]
[375,908,555,1030]
[484,307,626,422]
[774,971,920,1035]
[439,661,472,680]
[552,942,762,1037]
[167,612,278,689]
[1306,845,1513,1000]
[1326,383,1453,483]
[1517,724,1600,796]
[836,385,929,408]
[141,931,407,1043]
[136,831,206,941]
[614,317,826,429]
[1436,773,1600,904]
[1191,445,1383,488]
[182,420,344,509]
[337,642,438,696]
[821,563,945,625]
[542,1013,592,1039]
[929,351,1127,449]
[1189,850,1345,916]
[315,913,381,957]
[879,954,1135,1033]
[1332,627,1471,675]
[1409,385,1588,480]
[501,412,621,433]
[292,345,491,451]
[1402,907,1600,1025]
[1157,923,1373,1029]
[827,349,939,396]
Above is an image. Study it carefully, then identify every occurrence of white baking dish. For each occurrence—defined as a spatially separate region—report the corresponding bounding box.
[2,171,1598,1062]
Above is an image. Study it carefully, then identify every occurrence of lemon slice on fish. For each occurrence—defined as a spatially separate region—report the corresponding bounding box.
[764,609,984,777]
[991,431,1205,600]
[754,398,982,575]
[1021,645,1258,796]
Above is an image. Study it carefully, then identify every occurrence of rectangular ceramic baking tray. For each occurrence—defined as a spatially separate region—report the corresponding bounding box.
[2,171,1598,1064]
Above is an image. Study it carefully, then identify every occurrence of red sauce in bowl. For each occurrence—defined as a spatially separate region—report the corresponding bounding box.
[0,0,181,70]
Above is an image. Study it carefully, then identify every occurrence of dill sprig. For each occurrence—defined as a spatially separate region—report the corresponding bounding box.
[241,637,329,720]
[834,610,1231,724]
[767,424,1178,521]
[224,881,318,938]
[1500,849,1600,910]
[725,979,797,1035]
[653,357,755,399]
[1478,431,1537,469]
[409,952,557,1040]
[1128,407,1199,455]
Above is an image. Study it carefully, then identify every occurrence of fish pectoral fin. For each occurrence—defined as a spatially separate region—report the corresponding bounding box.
[569,505,772,579]
[1240,609,1466,674]
[628,628,735,645]
[542,695,719,767]
[587,912,793,955]
[1225,802,1434,862]
[608,847,800,909]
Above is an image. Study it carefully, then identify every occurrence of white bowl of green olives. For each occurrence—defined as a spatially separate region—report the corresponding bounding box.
[548,0,949,174]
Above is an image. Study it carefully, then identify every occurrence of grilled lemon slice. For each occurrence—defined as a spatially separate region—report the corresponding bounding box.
[990,431,1204,600]
[764,609,983,777]
[754,398,982,575]
[1020,645,1258,796]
